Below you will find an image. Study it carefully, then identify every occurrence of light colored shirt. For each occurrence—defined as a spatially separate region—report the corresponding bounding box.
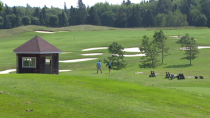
[97,62,101,67]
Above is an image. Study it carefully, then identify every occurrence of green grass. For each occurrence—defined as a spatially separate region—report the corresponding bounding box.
[1,74,210,118]
[1,25,210,117]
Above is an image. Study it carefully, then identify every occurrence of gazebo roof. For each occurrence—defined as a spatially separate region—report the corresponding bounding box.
[13,35,62,54]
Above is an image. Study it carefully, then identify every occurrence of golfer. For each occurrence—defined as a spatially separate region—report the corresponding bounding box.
[97,60,102,73]
[109,60,112,73]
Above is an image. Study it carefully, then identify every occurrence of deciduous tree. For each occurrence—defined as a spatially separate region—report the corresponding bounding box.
[104,42,127,70]
[176,34,199,65]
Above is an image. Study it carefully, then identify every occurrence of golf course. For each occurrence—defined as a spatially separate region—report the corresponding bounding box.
[1,25,210,118]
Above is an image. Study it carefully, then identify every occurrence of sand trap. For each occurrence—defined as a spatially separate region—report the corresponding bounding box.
[81,53,103,56]
[59,70,72,72]
[180,46,210,50]
[169,36,181,38]
[82,47,108,51]
[112,54,146,57]
[198,46,210,49]
[0,69,16,74]
[61,52,72,54]
[123,47,141,52]
[35,31,55,33]
[59,58,98,63]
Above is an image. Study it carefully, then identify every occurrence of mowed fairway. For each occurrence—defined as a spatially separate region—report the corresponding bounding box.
[1,25,210,117]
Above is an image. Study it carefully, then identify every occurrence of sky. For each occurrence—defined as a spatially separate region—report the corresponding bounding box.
[2,0,148,9]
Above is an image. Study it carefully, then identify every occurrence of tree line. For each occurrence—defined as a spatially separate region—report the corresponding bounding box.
[0,0,210,29]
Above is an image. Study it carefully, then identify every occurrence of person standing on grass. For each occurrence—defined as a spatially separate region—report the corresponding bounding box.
[97,60,102,73]
[109,60,112,73]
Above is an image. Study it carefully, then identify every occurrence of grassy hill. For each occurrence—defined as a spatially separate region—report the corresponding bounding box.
[0,25,210,117]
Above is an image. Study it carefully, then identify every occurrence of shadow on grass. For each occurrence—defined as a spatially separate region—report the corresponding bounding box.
[164,64,192,68]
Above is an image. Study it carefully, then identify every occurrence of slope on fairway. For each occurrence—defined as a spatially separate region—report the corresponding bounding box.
[0,74,210,118]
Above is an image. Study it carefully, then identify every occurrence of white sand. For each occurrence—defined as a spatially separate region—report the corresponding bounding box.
[198,46,210,49]
[59,70,72,72]
[59,58,98,63]
[112,54,146,57]
[35,31,55,33]
[180,46,210,50]
[82,47,108,51]
[61,52,72,54]
[122,47,141,52]
[81,53,103,56]
[169,36,180,38]
[0,69,16,74]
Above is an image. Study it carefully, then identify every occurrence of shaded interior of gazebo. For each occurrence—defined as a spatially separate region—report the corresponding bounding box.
[13,35,62,74]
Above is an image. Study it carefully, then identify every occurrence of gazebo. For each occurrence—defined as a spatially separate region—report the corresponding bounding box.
[13,35,62,74]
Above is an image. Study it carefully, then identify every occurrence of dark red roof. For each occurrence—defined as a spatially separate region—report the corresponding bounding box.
[13,35,62,54]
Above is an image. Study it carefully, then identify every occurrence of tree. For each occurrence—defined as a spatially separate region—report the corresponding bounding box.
[0,1,3,11]
[3,15,11,29]
[0,16,4,27]
[157,0,172,14]
[69,6,77,26]
[31,17,40,25]
[77,0,86,24]
[64,2,67,14]
[33,7,40,17]
[139,35,160,68]
[176,34,199,65]
[142,10,154,27]
[115,8,126,28]
[86,7,100,25]
[61,11,68,27]
[127,6,140,27]
[8,14,16,28]
[22,16,31,25]
[153,30,169,64]
[104,42,127,70]
[101,11,115,27]
[12,6,18,16]
[39,12,45,25]
[49,15,59,27]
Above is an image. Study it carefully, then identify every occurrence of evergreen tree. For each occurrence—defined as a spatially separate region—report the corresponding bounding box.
[142,10,154,27]
[77,0,86,24]
[33,7,40,17]
[49,15,59,27]
[86,7,100,25]
[41,6,47,25]
[153,30,169,64]
[31,17,40,25]
[39,12,45,25]
[115,8,126,28]
[127,6,140,27]
[104,42,127,70]
[12,6,18,16]
[4,4,12,15]
[157,0,172,14]
[176,34,199,65]
[7,14,16,28]
[15,15,21,27]
[69,6,77,26]
[61,11,68,27]
[139,35,160,68]
[3,15,11,29]
[0,16,4,27]
[64,2,67,14]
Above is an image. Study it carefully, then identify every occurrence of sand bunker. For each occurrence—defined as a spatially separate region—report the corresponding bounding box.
[61,52,72,54]
[123,47,141,52]
[59,58,98,63]
[35,31,55,33]
[81,53,103,56]
[59,70,72,72]
[112,54,146,57]
[82,47,108,51]
[198,46,210,49]
[180,46,210,50]
[0,69,16,74]
[169,36,181,38]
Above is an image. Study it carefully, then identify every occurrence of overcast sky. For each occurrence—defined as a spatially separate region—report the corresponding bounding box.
[2,0,148,9]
